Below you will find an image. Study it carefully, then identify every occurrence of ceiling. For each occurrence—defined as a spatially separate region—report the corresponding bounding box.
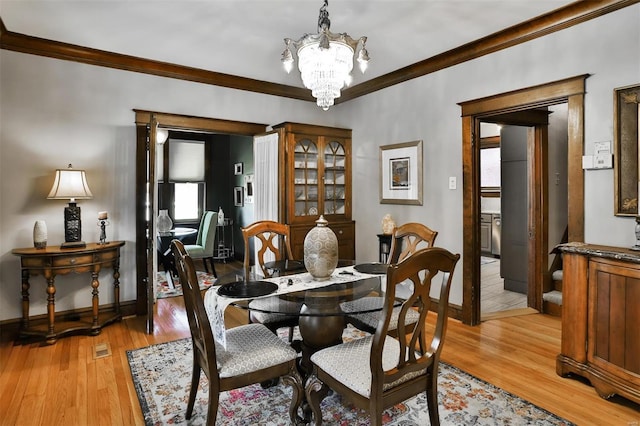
[1,0,576,90]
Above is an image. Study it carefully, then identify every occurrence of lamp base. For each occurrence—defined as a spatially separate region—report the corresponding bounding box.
[61,241,87,249]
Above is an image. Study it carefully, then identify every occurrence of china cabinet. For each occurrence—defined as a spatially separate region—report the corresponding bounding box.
[273,122,355,260]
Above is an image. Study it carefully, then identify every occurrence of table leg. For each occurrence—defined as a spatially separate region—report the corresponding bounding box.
[113,257,121,317]
[20,270,30,330]
[296,300,346,423]
[91,271,100,330]
[45,273,56,343]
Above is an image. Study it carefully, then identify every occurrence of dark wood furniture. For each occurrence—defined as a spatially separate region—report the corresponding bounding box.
[388,222,438,264]
[171,240,302,425]
[556,242,640,405]
[12,241,125,344]
[211,259,391,423]
[377,233,392,263]
[241,220,301,338]
[306,248,460,426]
[273,122,355,260]
[346,222,439,337]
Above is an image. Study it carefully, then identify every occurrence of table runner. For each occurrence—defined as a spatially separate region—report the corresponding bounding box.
[204,265,381,348]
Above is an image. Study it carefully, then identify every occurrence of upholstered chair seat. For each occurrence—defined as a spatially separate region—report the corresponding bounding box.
[215,323,298,378]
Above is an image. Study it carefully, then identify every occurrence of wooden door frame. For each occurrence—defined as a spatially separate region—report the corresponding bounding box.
[459,75,587,326]
[133,110,266,319]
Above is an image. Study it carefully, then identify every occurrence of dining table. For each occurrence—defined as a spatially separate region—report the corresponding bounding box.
[203,259,393,423]
[157,227,198,283]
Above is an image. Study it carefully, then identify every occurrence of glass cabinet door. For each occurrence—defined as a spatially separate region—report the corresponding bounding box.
[293,137,319,218]
[323,139,346,216]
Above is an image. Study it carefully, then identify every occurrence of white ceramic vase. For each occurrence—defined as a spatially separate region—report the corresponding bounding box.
[382,214,396,234]
[304,215,338,281]
[33,220,47,249]
[157,209,173,233]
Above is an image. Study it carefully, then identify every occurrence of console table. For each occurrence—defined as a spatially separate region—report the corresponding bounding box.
[556,242,640,404]
[12,241,125,344]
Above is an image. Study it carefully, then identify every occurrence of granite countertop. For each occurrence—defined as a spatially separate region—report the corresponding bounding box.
[556,242,640,264]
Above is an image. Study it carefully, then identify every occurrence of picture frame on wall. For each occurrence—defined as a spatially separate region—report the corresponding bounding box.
[234,186,244,207]
[244,174,254,204]
[234,162,243,175]
[613,84,640,216]
[379,140,423,205]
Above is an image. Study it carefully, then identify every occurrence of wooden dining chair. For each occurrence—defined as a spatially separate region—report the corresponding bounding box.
[171,240,303,425]
[306,247,460,426]
[241,220,302,340]
[183,210,218,277]
[345,222,438,335]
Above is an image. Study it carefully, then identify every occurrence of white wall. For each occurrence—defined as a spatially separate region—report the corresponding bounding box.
[343,5,639,304]
[0,53,341,321]
[1,4,638,320]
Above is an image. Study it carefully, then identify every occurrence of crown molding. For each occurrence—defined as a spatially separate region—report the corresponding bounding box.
[340,0,638,103]
[0,0,637,106]
[0,17,313,103]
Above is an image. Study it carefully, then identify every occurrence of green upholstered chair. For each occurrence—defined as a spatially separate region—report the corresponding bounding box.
[184,211,218,277]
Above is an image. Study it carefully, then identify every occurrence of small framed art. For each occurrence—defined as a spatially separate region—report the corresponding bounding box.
[379,140,423,205]
[234,162,243,175]
[234,186,244,207]
[244,174,254,204]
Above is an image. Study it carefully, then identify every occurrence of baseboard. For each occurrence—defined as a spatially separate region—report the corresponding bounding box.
[0,301,137,343]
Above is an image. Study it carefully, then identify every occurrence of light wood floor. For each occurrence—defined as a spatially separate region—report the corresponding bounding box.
[481,256,528,316]
[1,264,638,425]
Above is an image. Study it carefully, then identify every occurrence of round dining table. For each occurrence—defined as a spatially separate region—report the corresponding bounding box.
[209,260,393,422]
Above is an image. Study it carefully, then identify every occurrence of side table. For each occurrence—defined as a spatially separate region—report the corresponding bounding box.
[377,233,392,263]
[12,241,125,344]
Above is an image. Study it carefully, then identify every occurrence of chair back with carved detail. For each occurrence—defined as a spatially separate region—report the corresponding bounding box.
[388,222,438,264]
[242,220,295,278]
[172,239,303,425]
[307,247,460,426]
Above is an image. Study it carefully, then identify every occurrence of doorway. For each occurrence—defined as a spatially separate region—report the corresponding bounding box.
[134,110,267,331]
[478,113,568,319]
[459,75,587,326]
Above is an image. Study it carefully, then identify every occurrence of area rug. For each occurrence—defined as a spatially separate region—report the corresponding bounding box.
[156,271,217,299]
[127,326,572,425]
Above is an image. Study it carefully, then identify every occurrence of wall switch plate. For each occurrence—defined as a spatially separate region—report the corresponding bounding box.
[449,176,457,190]
[594,154,613,168]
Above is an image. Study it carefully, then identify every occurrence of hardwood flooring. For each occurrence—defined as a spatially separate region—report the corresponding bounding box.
[481,256,528,317]
[1,261,638,425]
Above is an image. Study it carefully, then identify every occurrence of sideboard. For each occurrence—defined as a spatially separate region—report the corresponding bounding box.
[556,242,640,404]
[12,241,125,344]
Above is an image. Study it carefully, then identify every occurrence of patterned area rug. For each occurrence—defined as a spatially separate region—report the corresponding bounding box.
[156,271,217,299]
[127,326,573,425]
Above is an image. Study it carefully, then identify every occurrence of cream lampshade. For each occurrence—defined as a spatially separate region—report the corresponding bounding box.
[47,164,93,248]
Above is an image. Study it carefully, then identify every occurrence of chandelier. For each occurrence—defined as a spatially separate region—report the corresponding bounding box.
[281,0,369,111]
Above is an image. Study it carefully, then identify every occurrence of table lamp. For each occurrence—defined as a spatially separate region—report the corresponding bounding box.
[47,164,93,248]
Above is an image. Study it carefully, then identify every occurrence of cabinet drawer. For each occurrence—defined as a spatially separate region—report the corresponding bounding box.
[291,221,355,260]
[52,254,95,267]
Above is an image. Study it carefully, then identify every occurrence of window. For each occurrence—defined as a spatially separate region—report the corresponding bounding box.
[174,183,201,221]
[480,134,501,197]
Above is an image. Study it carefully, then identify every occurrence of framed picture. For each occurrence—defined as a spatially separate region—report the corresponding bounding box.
[614,84,640,216]
[234,162,243,175]
[380,140,423,205]
[244,174,254,204]
[234,186,244,207]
